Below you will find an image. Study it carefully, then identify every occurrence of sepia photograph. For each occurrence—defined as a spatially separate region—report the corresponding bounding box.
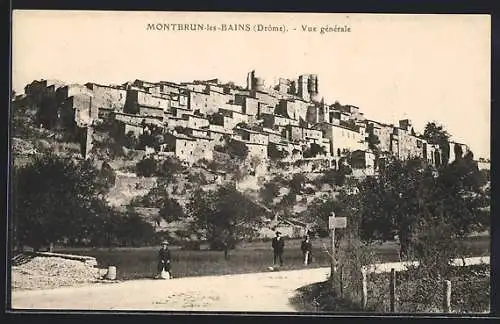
[9,11,491,314]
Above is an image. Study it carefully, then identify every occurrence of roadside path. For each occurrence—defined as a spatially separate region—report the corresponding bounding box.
[11,267,331,312]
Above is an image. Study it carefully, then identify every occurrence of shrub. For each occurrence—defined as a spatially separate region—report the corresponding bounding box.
[135,158,157,177]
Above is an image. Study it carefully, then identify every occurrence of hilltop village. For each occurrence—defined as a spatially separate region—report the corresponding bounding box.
[12,71,491,241]
[17,71,472,177]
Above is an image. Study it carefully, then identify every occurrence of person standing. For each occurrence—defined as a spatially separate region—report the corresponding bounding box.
[222,238,229,260]
[156,240,171,279]
[271,231,285,266]
[301,234,313,265]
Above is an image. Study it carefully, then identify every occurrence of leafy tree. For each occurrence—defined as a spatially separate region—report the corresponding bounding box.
[135,157,157,177]
[357,154,489,261]
[300,191,359,242]
[320,168,351,187]
[95,161,116,195]
[174,126,189,136]
[156,156,185,181]
[303,143,326,158]
[227,139,249,159]
[186,184,266,250]
[187,172,208,186]
[260,181,280,205]
[290,173,307,194]
[159,196,186,223]
[123,131,139,149]
[113,209,157,247]
[268,142,288,160]
[207,112,224,126]
[12,153,109,250]
[423,122,450,166]
[214,138,249,160]
[90,130,125,160]
[137,125,163,151]
[367,133,380,151]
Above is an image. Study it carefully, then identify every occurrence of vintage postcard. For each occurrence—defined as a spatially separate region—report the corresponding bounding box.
[9,11,491,314]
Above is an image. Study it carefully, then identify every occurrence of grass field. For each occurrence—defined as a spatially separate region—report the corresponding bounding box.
[54,235,490,281]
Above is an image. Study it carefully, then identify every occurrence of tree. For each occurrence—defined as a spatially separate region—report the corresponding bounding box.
[113,208,157,247]
[268,142,288,160]
[423,122,450,166]
[227,139,249,159]
[95,161,116,195]
[260,181,280,205]
[320,169,349,187]
[135,157,157,177]
[90,131,125,160]
[289,173,307,194]
[357,154,489,261]
[207,112,224,126]
[123,131,139,149]
[367,133,380,151]
[159,196,186,223]
[137,125,163,151]
[186,184,266,250]
[156,156,185,181]
[303,143,326,158]
[300,191,359,242]
[214,138,249,160]
[12,153,109,250]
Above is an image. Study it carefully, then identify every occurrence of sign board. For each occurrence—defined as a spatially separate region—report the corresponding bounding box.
[329,216,347,229]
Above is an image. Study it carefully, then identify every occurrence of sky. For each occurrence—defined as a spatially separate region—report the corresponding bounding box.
[11,11,491,159]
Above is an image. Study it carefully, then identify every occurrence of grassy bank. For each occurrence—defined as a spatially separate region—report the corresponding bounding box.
[53,235,489,281]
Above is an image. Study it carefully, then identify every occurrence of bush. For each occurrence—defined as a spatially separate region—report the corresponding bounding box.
[360,263,490,313]
[337,239,379,303]
[135,158,157,177]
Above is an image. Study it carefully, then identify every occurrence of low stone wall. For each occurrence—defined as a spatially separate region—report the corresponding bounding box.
[34,251,98,267]
[361,256,490,274]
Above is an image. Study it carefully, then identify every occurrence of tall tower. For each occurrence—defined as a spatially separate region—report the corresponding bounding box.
[309,74,320,102]
[297,75,310,101]
[246,70,255,90]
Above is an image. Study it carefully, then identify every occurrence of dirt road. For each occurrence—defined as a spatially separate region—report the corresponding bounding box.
[11,267,331,312]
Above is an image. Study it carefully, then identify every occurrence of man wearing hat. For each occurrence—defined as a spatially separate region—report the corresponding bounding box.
[156,240,171,279]
[271,231,285,266]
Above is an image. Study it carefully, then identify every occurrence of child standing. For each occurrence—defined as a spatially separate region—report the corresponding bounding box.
[156,241,171,279]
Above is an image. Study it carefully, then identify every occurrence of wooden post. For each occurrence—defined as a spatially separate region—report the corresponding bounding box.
[328,213,346,294]
[361,268,368,310]
[331,225,336,290]
[443,280,452,313]
[390,268,396,312]
[339,264,344,298]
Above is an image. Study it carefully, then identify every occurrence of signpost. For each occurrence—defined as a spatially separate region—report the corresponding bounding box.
[328,212,347,292]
